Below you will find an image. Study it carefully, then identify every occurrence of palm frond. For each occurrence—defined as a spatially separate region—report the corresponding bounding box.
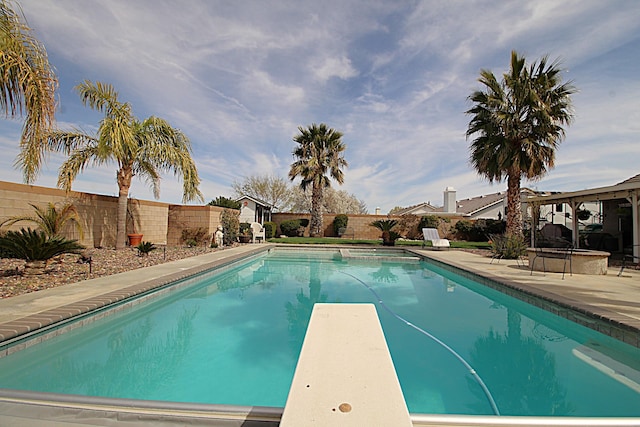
[0,228,84,261]
[1,0,58,183]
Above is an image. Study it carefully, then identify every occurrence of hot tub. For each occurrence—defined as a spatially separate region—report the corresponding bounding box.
[527,248,610,275]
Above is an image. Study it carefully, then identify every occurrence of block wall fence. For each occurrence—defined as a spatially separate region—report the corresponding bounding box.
[0,180,466,246]
[0,181,225,248]
[271,213,465,240]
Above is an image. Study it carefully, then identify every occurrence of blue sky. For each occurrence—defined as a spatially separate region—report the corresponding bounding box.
[1,1,639,213]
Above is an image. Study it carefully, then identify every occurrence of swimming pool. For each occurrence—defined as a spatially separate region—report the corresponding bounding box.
[0,247,639,417]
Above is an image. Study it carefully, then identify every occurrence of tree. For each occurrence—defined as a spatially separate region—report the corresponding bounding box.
[232,174,291,211]
[0,201,84,239]
[370,219,400,246]
[466,51,576,237]
[289,186,366,214]
[0,0,58,182]
[208,196,241,209]
[46,80,203,249]
[289,123,348,237]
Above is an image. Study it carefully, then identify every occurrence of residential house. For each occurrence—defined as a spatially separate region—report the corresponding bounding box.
[236,195,274,224]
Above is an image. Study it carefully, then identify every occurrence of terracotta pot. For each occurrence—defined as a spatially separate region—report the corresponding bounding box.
[128,233,143,246]
[238,235,251,243]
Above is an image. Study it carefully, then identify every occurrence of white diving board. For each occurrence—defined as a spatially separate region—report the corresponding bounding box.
[280,303,412,427]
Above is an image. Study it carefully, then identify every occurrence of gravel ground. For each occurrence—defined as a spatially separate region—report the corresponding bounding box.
[0,245,234,299]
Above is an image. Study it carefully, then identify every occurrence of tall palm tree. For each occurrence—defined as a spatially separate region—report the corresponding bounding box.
[288,123,348,237]
[0,0,58,182]
[466,51,576,237]
[46,80,203,249]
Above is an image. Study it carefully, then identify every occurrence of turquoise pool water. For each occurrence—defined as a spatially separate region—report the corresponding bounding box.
[0,248,639,416]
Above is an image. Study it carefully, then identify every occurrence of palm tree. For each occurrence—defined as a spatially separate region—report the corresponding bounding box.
[288,123,348,237]
[0,201,84,239]
[46,80,203,249]
[466,51,576,237]
[370,219,399,246]
[0,0,58,183]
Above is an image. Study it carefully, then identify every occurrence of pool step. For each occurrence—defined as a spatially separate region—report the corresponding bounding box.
[339,248,420,262]
[280,303,412,427]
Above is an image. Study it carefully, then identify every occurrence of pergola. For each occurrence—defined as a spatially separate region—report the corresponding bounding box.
[524,175,640,258]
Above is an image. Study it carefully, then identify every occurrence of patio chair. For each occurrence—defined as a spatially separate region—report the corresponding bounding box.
[618,245,640,276]
[530,239,573,279]
[422,228,450,250]
[250,222,266,243]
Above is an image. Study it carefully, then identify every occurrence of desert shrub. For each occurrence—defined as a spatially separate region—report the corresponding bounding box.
[181,227,209,247]
[470,219,505,241]
[220,208,240,245]
[333,214,348,235]
[490,233,526,259]
[454,220,474,240]
[263,221,276,238]
[454,219,505,241]
[419,215,440,230]
[208,196,241,209]
[395,214,421,239]
[279,219,302,237]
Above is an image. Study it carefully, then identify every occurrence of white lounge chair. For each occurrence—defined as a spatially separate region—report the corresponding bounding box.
[250,222,266,243]
[422,228,450,249]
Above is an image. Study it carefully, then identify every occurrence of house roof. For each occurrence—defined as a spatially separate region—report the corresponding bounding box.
[236,195,275,209]
[432,188,537,215]
[525,174,640,204]
[393,202,438,216]
[438,191,505,215]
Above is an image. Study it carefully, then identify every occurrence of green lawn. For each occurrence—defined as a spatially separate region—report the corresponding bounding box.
[266,236,491,250]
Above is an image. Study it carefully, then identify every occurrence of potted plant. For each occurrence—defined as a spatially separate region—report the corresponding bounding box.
[127,204,143,246]
[238,222,252,243]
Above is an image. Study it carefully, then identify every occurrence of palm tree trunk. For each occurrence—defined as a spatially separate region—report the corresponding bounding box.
[310,184,323,237]
[116,167,133,249]
[506,170,523,237]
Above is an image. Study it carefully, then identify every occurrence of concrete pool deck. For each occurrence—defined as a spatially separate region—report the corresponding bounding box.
[1,244,639,426]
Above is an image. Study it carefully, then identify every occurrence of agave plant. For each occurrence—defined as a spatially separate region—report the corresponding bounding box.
[370,219,400,246]
[0,228,85,275]
[136,241,157,256]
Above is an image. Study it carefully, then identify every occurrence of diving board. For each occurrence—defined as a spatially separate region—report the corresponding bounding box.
[280,303,412,426]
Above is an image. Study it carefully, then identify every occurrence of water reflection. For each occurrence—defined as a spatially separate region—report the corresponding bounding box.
[42,307,198,397]
[468,310,573,415]
[285,260,330,348]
